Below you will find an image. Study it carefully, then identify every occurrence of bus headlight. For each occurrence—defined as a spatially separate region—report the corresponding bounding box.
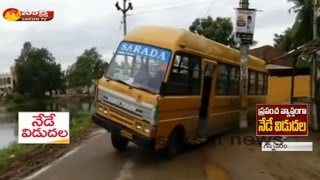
[143,126,151,134]
[136,122,142,129]
[98,106,108,114]
[135,121,153,135]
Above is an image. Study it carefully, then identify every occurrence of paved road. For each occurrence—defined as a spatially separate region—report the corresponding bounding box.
[22,126,320,180]
[24,129,225,180]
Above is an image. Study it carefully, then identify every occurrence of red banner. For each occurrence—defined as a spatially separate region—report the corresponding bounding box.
[256,104,308,136]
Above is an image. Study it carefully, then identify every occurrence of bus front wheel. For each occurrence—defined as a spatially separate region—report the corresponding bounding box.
[165,129,184,159]
[111,132,128,152]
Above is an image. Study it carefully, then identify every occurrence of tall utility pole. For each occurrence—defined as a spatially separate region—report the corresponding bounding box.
[312,0,319,130]
[239,0,250,128]
[115,0,133,36]
[115,0,133,75]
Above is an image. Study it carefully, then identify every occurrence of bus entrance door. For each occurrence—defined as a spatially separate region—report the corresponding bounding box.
[191,60,217,145]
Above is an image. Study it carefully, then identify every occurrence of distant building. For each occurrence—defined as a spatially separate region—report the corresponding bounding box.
[0,65,16,97]
[10,65,17,84]
[0,73,13,97]
[250,45,291,68]
[250,45,311,103]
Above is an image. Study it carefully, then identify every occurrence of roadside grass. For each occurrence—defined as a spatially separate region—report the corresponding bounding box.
[0,111,93,169]
[0,143,39,168]
[70,111,93,137]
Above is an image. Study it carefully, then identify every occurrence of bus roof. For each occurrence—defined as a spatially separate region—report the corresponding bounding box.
[124,25,266,70]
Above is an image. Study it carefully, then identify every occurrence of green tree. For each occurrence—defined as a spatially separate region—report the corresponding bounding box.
[60,70,67,94]
[273,28,295,51]
[189,16,236,48]
[14,42,64,98]
[274,0,320,51]
[288,0,314,45]
[65,47,108,96]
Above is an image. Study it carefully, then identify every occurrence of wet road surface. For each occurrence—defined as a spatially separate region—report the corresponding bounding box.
[24,129,226,180]
[23,127,320,180]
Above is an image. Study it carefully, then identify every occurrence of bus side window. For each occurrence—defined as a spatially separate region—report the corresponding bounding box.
[164,53,201,95]
[216,64,228,95]
[257,72,264,95]
[248,71,257,95]
[215,63,239,95]
[229,66,239,95]
[264,74,268,94]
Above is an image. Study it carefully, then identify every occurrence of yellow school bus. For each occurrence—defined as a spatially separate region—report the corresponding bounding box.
[92,25,267,159]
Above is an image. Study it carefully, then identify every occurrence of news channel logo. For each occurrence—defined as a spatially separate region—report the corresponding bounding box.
[3,8,54,21]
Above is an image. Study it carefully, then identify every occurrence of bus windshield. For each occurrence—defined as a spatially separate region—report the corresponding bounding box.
[105,41,172,94]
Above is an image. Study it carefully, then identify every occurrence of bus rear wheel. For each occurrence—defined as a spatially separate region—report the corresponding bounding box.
[111,132,129,152]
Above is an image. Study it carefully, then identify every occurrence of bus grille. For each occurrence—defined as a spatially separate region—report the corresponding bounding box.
[109,107,134,127]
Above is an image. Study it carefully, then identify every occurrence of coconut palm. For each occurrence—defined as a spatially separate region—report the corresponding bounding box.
[288,0,316,46]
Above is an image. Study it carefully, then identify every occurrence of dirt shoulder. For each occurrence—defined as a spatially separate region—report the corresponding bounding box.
[203,127,320,180]
[0,125,100,180]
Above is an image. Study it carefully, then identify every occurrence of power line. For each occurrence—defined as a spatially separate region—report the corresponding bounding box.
[134,0,196,9]
[115,0,133,36]
[115,0,132,74]
[129,1,211,16]
[198,0,209,18]
[203,0,215,17]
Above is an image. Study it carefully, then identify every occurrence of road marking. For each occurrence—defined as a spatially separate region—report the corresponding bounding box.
[23,163,52,180]
[115,160,135,180]
[90,129,106,137]
[23,146,81,180]
[23,129,106,180]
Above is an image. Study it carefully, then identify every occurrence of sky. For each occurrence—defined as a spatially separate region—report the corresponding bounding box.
[0,0,297,73]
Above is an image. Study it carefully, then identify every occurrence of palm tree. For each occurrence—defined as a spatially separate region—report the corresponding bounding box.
[288,0,315,47]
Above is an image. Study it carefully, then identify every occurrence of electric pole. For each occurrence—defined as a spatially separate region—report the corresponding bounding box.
[115,0,133,36]
[312,0,318,130]
[239,0,250,128]
[115,0,133,75]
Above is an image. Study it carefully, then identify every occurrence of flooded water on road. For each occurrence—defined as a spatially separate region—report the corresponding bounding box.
[0,112,17,149]
[0,100,94,149]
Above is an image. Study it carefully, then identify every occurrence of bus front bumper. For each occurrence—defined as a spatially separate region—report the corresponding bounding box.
[92,113,155,150]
